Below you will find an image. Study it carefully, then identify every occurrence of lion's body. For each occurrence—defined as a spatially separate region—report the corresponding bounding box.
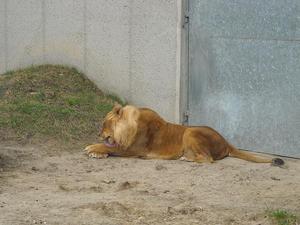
[85,105,283,165]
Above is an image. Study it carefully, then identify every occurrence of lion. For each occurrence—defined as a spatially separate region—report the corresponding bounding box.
[85,104,284,166]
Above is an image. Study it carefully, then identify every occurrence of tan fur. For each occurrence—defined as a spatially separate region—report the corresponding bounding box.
[85,104,281,164]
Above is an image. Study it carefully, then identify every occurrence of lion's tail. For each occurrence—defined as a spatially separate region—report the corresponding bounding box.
[228,145,284,166]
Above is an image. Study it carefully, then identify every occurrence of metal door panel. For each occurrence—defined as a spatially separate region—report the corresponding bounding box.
[188,0,300,157]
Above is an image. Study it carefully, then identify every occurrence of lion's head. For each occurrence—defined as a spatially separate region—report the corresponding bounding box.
[99,104,140,149]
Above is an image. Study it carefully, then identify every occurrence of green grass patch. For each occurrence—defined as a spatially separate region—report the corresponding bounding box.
[0,64,123,143]
[268,209,298,225]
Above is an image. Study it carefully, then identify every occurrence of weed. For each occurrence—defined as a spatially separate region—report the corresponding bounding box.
[268,209,298,225]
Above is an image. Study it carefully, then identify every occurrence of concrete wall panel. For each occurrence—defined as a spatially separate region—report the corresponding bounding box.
[130,0,178,121]
[0,0,5,74]
[86,0,130,99]
[44,0,85,70]
[6,0,43,70]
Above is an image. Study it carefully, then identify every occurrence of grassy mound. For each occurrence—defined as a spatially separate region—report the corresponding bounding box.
[0,65,123,144]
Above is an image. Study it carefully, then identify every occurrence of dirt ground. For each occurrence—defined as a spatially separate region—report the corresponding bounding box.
[0,142,299,225]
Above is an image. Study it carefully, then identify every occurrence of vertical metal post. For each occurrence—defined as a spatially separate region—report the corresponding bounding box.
[180,0,190,125]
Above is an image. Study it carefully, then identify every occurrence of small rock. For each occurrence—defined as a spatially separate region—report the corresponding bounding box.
[137,216,144,221]
[167,205,203,215]
[118,181,138,191]
[271,176,280,181]
[31,166,38,171]
[101,179,115,184]
[90,186,103,193]
[155,164,167,171]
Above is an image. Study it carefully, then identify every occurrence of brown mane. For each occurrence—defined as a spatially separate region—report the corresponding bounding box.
[105,105,140,149]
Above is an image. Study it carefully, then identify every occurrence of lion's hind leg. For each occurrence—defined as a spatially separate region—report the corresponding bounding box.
[181,129,214,163]
[180,149,214,163]
[180,145,214,163]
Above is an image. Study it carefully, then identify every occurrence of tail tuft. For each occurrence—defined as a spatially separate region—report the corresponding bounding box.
[271,158,284,166]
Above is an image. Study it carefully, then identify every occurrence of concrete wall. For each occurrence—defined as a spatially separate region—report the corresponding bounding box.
[130,0,179,120]
[0,0,181,122]
[0,0,5,73]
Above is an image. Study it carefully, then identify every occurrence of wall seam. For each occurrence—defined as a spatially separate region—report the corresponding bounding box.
[83,0,87,73]
[4,0,8,71]
[41,0,46,63]
[175,0,183,123]
[128,0,133,103]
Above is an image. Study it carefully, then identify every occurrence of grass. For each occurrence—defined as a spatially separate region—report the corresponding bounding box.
[0,65,124,144]
[268,209,299,225]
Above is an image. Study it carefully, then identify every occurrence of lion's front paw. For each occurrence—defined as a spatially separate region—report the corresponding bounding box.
[88,152,108,159]
[84,145,108,159]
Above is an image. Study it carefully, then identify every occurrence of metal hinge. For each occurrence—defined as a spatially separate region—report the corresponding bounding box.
[183,110,189,123]
[183,13,189,28]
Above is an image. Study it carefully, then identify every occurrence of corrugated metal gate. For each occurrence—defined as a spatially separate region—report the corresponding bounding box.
[187,0,300,157]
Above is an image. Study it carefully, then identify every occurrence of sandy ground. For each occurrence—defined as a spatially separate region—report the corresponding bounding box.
[0,143,299,225]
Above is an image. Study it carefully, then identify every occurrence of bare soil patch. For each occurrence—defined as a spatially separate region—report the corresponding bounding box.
[0,143,299,225]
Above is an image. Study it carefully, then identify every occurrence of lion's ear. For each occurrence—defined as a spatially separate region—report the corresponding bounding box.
[113,103,123,116]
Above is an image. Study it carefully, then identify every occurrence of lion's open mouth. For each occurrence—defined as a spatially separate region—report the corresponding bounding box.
[104,137,118,148]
